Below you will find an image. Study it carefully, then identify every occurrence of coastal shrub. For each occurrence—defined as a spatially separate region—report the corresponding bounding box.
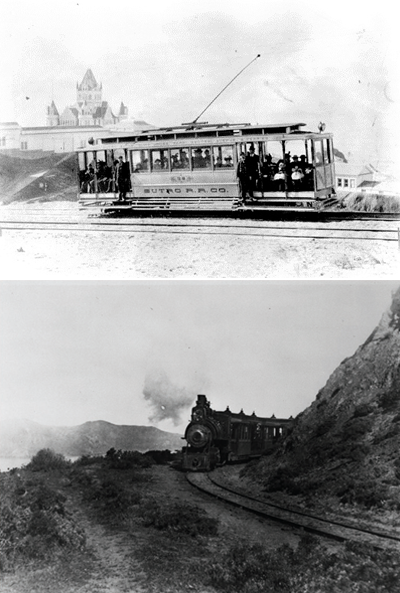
[341,416,374,441]
[140,497,218,537]
[144,449,177,465]
[208,535,400,593]
[338,478,389,508]
[0,472,85,571]
[87,477,141,522]
[314,417,335,437]
[263,466,302,495]
[379,389,399,411]
[105,448,155,470]
[353,403,374,418]
[26,448,70,472]
[73,454,104,466]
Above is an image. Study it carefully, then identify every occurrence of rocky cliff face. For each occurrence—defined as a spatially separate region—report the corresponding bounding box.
[248,287,400,509]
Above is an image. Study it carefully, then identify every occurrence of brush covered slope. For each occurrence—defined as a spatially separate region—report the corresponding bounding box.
[243,287,400,516]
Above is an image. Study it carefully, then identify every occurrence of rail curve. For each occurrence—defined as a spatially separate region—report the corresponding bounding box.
[186,471,400,551]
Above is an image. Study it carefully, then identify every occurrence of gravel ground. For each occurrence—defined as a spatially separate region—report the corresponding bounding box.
[0,202,399,279]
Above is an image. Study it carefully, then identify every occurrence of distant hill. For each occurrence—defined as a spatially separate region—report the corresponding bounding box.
[0,419,183,458]
[244,287,400,509]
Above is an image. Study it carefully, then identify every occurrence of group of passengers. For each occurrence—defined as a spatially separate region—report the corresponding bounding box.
[80,156,131,201]
[236,145,314,201]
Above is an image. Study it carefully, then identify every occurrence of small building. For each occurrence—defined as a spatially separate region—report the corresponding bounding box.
[335,161,386,191]
[0,122,22,150]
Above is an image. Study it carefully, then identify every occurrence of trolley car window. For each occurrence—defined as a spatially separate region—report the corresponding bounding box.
[86,151,95,166]
[78,152,86,172]
[170,148,190,170]
[150,149,169,171]
[314,139,323,164]
[285,139,307,163]
[262,140,283,165]
[131,149,149,172]
[113,148,125,161]
[191,146,212,169]
[322,138,331,164]
[306,139,313,164]
[212,145,234,168]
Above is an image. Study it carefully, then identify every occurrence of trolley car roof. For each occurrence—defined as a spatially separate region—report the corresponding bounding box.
[95,121,312,146]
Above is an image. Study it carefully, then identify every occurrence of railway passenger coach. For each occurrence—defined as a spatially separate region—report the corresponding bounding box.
[182,394,294,471]
[77,121,336,215]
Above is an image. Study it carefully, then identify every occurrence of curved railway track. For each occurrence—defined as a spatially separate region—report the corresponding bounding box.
[186,471,400,551]
[0,218,399,243]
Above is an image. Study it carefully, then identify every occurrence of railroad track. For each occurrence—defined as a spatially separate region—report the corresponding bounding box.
[0,218,399,243]
[186,472,400,551]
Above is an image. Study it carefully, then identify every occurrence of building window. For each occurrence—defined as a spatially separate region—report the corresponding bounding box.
[337,178,342,187]
[21,141,28,150]
[344,179,349,188]
[350,179,355,188]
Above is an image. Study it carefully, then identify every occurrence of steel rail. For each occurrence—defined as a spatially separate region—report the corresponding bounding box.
[0,218,398,235]
[0,221,397,242]
[186,472,400,550]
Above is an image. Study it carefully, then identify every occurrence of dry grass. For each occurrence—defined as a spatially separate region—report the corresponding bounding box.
[341,192,400,213]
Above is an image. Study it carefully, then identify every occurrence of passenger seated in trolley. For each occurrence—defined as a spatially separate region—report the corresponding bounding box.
[214,155,223,168]
[96,160,112,192]
[224,156,233,167]
[81,163,95,193]
[273,160,286,191]
[193,148,206,168]
[180,150,189,168]
[291,164,304,190]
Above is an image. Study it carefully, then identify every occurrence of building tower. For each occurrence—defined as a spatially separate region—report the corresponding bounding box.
[118,102,129,121]
[76,69,103,111]
[46,101,60,127]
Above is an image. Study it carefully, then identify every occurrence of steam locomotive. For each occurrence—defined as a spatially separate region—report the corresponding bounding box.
[182,394,294,471]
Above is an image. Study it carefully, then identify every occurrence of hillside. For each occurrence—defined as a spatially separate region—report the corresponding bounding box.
[243,286,400,512]
[0,151,77,204]
[0,418,183,457]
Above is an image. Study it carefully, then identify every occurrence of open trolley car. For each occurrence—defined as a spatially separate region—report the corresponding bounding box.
[77,121,336,216]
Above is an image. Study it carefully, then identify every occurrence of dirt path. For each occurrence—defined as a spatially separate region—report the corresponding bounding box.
[0,466,302,593]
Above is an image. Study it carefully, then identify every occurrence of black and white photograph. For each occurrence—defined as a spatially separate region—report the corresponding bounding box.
[0,0,398,278]
[1,1,400,592]
[1,280,400,592]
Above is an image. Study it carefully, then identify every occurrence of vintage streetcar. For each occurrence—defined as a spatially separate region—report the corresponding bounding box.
[77,120,336,216]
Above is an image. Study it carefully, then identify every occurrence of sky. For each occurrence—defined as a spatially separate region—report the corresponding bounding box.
[0,281,398,435]
[0,0,398,170]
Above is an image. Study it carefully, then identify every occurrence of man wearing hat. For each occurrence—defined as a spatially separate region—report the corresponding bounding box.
[237,152,248,202]
[245,144,260,199]
[115,156,130,202]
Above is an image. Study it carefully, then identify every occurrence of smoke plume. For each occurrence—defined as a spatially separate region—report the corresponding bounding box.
[143,370,195,426]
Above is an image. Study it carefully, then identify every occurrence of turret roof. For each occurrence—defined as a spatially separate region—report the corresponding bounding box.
[48,100,59,116]
[79,69,99,90]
